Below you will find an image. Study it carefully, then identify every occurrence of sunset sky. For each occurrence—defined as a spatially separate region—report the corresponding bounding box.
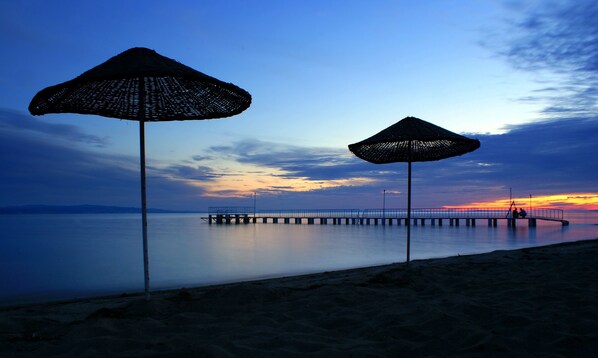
[1,0,597,211]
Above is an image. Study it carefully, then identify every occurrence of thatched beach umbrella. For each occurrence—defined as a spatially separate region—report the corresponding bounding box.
[348,116,480,263]
[29,47,252,299]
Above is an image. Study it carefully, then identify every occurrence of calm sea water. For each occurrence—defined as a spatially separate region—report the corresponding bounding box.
[1,211,597,305]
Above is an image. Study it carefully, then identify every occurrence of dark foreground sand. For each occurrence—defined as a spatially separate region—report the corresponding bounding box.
[2,239,597,357]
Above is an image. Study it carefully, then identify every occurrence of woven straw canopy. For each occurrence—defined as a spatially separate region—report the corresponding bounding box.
[28,47,251,121]
[348,116,480,164]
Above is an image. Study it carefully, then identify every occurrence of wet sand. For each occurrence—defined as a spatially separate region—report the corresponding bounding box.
[2,239,597,357]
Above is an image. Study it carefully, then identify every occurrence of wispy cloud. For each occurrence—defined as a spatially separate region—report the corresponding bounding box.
[0,109,205,209]
[207,139,386,180]
[499,0,598,116]
[0,109,108,147]
[159,164,223,181]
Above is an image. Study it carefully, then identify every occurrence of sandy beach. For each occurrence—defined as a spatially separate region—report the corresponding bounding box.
[1,239,597,357]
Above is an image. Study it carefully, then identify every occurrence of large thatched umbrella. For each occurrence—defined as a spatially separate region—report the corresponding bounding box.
[29,47,252,299]
[348,116,480,263]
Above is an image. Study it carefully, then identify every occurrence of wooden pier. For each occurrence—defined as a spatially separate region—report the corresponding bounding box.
[202,207,569,228]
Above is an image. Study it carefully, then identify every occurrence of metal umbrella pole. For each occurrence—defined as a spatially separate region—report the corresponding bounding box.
[139,119,150,300]
[406,141,412,264]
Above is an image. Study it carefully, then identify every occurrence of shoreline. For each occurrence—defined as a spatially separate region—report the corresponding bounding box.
[2,239,597,356]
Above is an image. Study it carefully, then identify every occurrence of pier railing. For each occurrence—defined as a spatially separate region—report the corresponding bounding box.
[363,208,564,221]
[204,207,567,226]
[208,206,253,215]
[525,208,564,221]
[256,209,362,218]
[207,207,565,222]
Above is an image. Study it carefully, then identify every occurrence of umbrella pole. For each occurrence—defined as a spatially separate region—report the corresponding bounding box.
[140,119,150,300]
[406,160,411,264]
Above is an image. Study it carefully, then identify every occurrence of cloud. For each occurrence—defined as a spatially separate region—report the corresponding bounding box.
[1,109,597,210]
[0,124,138,206]
[505,0,598,74]
[0,109,107,147]
[465,117,598,191]
[159,164,223,181]
[191,155,213,162]
[0,109,206,210]
[200,116,598,207]
[500,0,598,115]
[207,139,396,181]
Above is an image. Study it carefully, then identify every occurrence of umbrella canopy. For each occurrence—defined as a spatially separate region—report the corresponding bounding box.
[348,116,480,163]
[29,47,251,120]
[348,116,480,263]
[29,47,252,299]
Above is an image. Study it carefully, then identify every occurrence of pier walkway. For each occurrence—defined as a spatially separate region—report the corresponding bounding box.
[202,207,569,228]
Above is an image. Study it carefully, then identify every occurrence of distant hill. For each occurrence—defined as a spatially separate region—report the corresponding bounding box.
[0,205,198,214]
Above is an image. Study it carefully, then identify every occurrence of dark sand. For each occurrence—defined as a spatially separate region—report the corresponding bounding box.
[2,239,597,357]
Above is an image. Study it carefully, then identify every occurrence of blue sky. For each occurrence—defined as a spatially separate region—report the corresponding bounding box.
[1,0,597,211]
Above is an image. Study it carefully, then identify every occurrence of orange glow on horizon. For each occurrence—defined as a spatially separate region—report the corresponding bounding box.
[157,159,598,209]
[156,158,377,199]
[450,193,598,211]
[191,173,376,199]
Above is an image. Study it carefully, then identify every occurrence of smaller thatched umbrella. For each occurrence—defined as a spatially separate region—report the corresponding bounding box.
[349,116,480,263]
[29,47,252,299]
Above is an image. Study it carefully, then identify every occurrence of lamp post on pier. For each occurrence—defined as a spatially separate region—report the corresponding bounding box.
[253,192,257,218]
[383,189,386,223]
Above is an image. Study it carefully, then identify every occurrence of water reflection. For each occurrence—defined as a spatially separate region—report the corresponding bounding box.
[1,213,596,304]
